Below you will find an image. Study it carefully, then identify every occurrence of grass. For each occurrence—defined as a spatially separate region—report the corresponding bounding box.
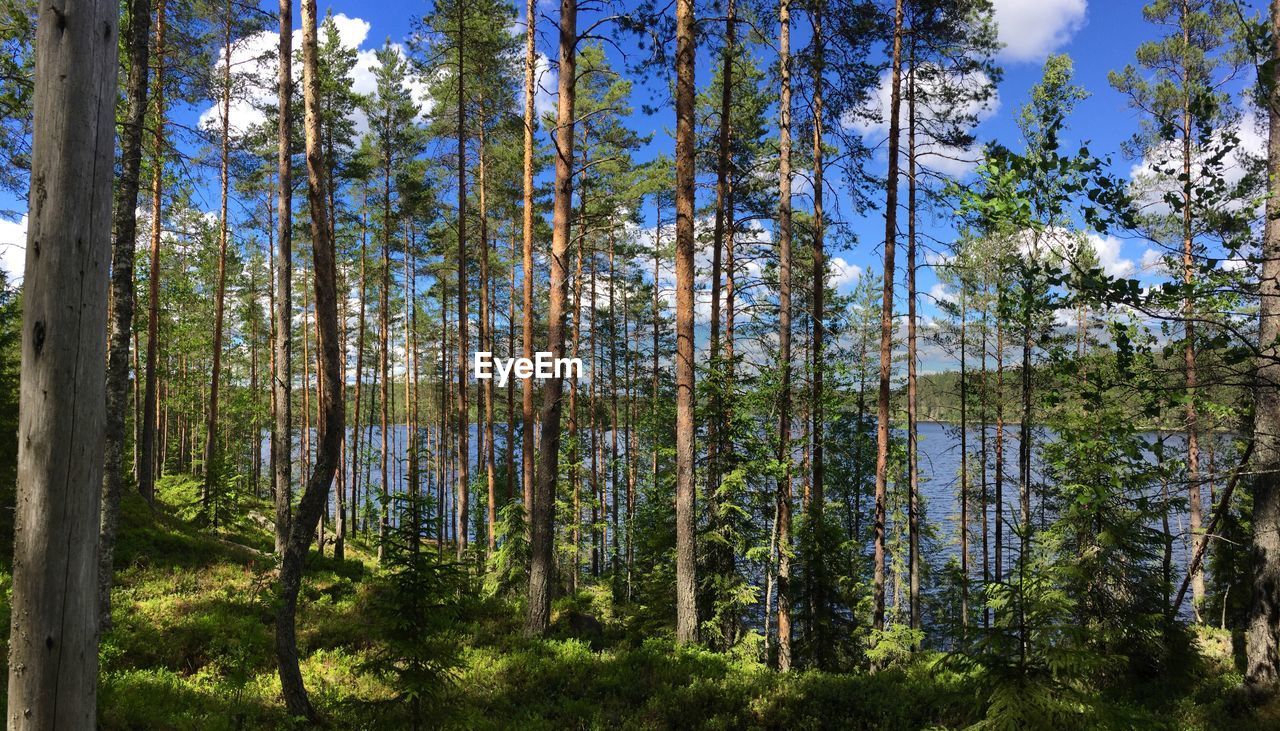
[0,473,1275,728]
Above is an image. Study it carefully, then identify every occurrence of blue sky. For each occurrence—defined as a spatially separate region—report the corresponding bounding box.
[0,0,1268,372]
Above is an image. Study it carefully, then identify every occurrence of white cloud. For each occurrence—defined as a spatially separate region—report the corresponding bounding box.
[198,14,431,140]
[0,216,27,283]
[929,281,955,305]
[844,67,998,178]
[1087,233,1135,278]
[991,0,1087,62]
[1140,247,1167,274]
[829,256,861,290]
[1127,113,1265,215]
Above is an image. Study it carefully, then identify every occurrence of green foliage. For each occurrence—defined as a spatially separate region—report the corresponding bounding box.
[361,494,468,729]
[484,500,529,598]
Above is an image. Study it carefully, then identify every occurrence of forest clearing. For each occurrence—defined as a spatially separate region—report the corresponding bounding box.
[6,0,1280,728]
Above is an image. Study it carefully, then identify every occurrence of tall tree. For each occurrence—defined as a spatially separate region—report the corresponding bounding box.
[138,0,168,502]
[274,0,343,719]
[520,0,538,516]
[1248,0,1280,691]
[873,0,905,638]
[1110,0,1244,620]
[272,0,293,557]
[6,0,117,721]
[99,0,152,629]
[673,0,699,646]
[775,0,795,670]
[526,0,577,636]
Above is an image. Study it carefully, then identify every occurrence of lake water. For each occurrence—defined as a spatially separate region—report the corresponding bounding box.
[262,420,1229,620]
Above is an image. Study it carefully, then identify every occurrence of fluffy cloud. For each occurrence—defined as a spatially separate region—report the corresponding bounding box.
[829,256,862,290]
[990,0,1087,62]
[1086,233,1136,278]
[0,215,26,283]
[198,14,431,139]
[1127,114,1265,215]
[844,67,999,178]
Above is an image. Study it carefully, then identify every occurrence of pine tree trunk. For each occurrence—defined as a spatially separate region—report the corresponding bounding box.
[8,0,116,721]
[809,0,827,664]
[272,0,293,554]
[775,0,794,669]
[873,0,905,639]
[1246,0,1280,690]
[139,0,168,502]
[526,0,577,635]
[275,0,342,717]
[906,48,920,636]
[204,0,234,520]
[455,1,470,559]
[100,0,152,631]
[520,0,538,517]
[673,0,699,646]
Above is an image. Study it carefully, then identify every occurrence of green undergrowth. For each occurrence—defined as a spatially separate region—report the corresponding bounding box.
[0,473,1272,728]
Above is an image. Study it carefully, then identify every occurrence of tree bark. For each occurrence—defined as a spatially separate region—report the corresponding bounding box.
[275,0,342,718]
[138,0,167,502]
[906,47,920,636]
[520,0,538,517]
[100,0,152,631]
[673,0,699,646]
[7,0,117,721]
[809,0,827,664]
[526,0,577,635]
[203,0,234,520]
[272,0,293,557]
[1247,0,1280,690]
[455,0,470,559]
[873,0,904,638]
[775,0,794,670]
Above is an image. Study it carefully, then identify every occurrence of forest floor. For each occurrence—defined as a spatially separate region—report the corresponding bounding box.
[0,476,1276,729]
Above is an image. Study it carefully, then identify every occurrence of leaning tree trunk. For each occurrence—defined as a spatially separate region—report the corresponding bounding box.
[526,0,577,636]
[100,0,153,631]
[7,0,117,723]
[275,0,342,720]
[272,0,293,557]
[1247,0,1280,692]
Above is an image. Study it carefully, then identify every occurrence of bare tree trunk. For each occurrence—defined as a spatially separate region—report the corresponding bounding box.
[526,0,577,635]
[272,0,293,554]
[906,49,920,635]
[959,282,969,634]
[479,121,497,554]
[520,0,538,517]
[673,0,699,646]
[873,0,905,639]
[275,0,342,717]
[139,0,168,502]
[809,0,827,665]
[1247,0,1280,690]
[775,0,794,670]
[379,137,393,560]
[351,204,368,535]
[100,0,152,630]
[7,0,117,720]
[1182,56,1205,620]
[455,1,470,559]
[203,0,234,520]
